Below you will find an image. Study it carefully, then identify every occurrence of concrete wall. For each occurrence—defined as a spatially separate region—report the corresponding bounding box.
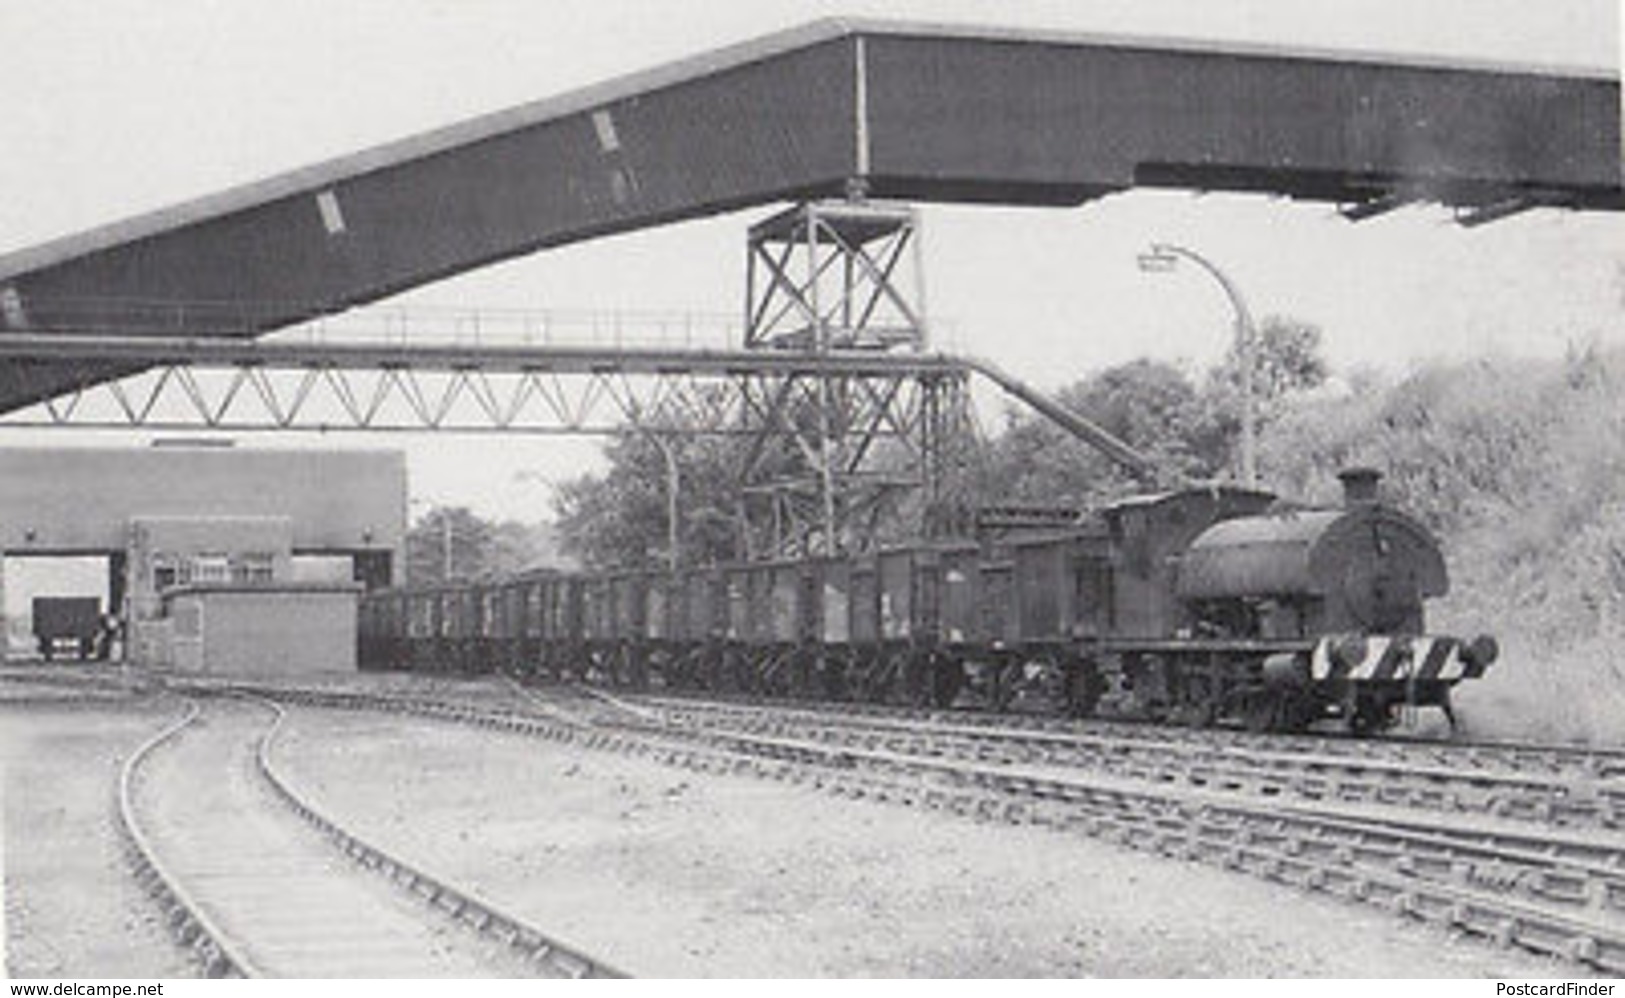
[165,585,358,675]
[0,446,405,562]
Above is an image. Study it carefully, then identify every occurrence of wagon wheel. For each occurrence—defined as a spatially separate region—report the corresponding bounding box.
[900,652,932,708]
[861,652,897,705]
[819,650,849,701]
[1243,691,1283,733]
[713,647,736,692]
[931,655,967,710]
[1065,660,1105,718]
[992,660,1021,713]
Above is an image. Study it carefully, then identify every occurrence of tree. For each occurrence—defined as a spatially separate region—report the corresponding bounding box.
[404,506,567,585]
[976,358,1223,508]
[405,506,490,585]
[552,431,742,570]
[1208,315,1329,414]
[1202,315,1330,479]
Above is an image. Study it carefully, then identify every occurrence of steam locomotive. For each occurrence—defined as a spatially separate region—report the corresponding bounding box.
[358,468,1497,734]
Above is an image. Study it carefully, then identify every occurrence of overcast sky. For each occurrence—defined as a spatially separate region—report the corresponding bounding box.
[1,0,1620,521]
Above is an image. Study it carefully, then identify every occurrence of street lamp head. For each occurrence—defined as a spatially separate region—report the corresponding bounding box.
[1137,248,1179,273]
[1131,239,1259,489]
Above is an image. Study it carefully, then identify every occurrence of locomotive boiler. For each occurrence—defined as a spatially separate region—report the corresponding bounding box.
[359,467,1496,735]
[1169,468,1496,731]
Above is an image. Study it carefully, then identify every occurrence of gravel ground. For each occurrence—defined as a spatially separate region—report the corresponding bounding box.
[278,707,1570,978]
[2,700,196,978]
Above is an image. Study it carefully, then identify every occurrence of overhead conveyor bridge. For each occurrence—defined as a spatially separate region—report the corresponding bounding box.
[0,18,1619,409]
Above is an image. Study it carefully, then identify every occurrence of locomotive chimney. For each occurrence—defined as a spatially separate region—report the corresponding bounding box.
[1337,467,1382,506]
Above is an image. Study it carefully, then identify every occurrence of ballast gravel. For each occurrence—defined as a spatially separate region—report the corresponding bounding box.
[2,702,197,978]
[274,705,1570,978]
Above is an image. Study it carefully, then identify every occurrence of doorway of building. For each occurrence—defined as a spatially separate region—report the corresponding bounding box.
[3,554,121,662]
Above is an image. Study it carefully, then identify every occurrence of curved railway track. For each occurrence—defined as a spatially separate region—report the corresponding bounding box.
[115,694,621,978]
[174,675,1623,974]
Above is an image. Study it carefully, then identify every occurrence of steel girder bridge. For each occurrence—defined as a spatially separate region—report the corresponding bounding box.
[0,18,1619,555]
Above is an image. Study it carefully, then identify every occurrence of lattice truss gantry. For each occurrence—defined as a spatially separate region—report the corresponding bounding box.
[733,365,975,557]
[0,337,966,438]
[0,331,980,556]
[737,200,970,555]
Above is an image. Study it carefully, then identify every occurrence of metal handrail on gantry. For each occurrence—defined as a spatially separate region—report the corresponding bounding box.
[0,332,1154,478]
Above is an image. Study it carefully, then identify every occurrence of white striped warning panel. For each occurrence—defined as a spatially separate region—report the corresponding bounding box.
[1310,634,1477,683]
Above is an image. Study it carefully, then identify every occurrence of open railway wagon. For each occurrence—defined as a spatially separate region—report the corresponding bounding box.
[360,470,1500,734]
[31,596,104,661]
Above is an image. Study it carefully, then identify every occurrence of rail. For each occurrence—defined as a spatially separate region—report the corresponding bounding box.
[115,699,262,977]
[634,694,1625,830]
[251,695,624,979]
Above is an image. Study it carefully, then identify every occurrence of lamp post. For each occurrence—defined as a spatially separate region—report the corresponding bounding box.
[407,498,454,582]
[649,433,681,574]
[440,511,453,581]
[1137,242,1259,489]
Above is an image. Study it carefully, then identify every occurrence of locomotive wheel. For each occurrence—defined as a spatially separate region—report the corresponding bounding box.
[1243,691,1293,733]
[1347,695,1393,737]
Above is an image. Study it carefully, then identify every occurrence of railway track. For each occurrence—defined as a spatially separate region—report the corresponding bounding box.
[615,691,1625,831]
[186,675,1622,975]
[116,694,621,978]
[613,682,1625,780]
[537,684,1625,973]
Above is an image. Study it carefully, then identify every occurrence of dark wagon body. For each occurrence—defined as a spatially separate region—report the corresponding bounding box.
[31,596,103,661]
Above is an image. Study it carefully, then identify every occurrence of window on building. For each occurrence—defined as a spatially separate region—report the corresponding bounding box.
[234,552,275,584]
[187,554,231,584]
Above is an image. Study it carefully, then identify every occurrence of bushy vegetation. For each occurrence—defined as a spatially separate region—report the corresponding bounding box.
[977,316,1330,505]
[1257,347,1625,745]
[405,506,573,584]
[553,432,742,570]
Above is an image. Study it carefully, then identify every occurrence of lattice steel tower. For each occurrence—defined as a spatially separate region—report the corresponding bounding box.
[737,199,974,558]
